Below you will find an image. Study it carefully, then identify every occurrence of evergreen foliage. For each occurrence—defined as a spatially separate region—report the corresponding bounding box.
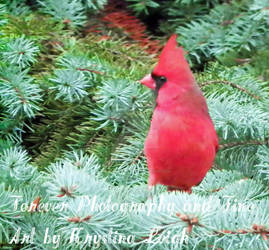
[86,0,108,10]
[1,36,40,68]
[0,66,42,117]
[0,4,7,30]
[0,0,269,249]
[127,0,160,15]
[37,0,87,27]
[5,0,31,16]
[49,69,91,102]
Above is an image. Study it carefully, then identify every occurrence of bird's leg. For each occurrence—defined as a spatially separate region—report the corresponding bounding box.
[147,184,157,200]
[147,176,156,200]
[167,186,192,194]
[148,185,153,200]
[185,188,192,194]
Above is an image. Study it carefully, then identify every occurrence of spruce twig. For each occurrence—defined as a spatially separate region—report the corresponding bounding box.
[219,139,268,150]
[200,80,261,100]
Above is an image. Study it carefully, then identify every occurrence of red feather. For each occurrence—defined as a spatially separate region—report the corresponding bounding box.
[140,34,218,193]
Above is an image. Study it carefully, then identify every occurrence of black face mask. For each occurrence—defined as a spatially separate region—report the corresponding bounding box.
[151,73,167,97]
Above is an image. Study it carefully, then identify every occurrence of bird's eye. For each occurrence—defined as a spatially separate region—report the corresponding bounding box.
[159,76,167,83]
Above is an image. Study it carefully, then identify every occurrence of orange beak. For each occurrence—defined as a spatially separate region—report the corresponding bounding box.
[140,74,155,89]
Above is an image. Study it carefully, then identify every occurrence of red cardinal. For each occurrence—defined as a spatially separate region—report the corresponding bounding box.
[140,34,218,193]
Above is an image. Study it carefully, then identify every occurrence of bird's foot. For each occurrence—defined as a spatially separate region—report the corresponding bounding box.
[147,184,157,200]
[167,186,192,194]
